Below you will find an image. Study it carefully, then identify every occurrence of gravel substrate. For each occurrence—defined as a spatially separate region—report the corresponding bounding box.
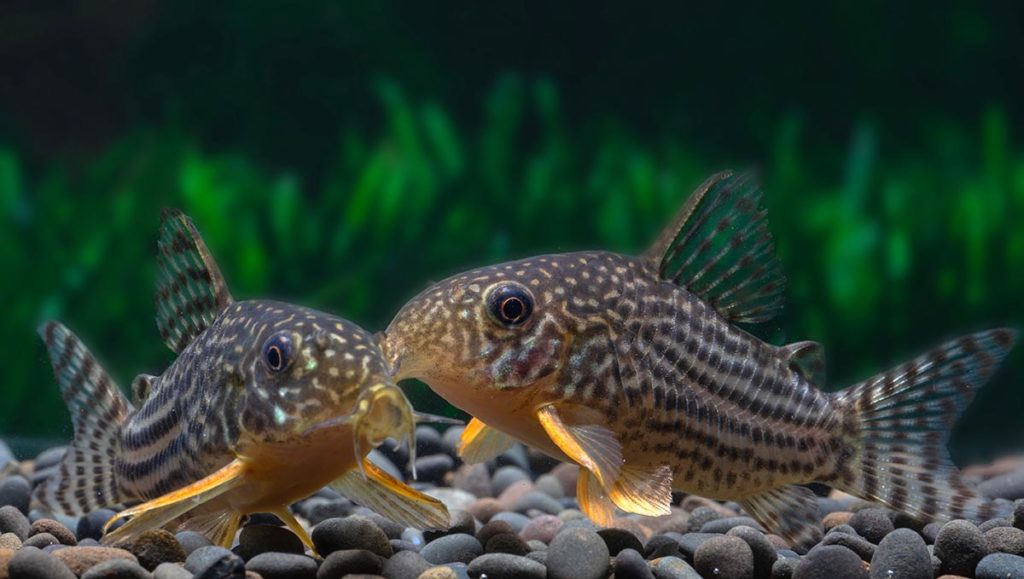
[2,430,1023,578]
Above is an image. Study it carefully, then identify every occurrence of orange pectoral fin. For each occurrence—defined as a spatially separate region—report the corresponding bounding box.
[536,404,623,488]
[102,458,247,546]
[331,458,451,530]
[458,418,516,464]
[608,464,673,517]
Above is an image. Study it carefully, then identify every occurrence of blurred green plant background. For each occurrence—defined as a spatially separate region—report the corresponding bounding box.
[1,2,1022,461]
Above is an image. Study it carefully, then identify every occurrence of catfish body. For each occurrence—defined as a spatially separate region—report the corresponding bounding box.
[36,210,448,547]
[383,171,1016,549]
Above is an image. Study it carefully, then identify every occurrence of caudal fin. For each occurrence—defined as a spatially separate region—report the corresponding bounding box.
[831,328,1017,523]
[34,322,136,515]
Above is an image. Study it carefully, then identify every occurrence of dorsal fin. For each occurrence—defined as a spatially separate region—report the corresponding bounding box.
[644,171,785,324]
[780,341,826,386]
[155,209,234,354]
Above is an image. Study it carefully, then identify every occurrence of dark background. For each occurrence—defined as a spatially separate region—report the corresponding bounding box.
[2,1,1022,462]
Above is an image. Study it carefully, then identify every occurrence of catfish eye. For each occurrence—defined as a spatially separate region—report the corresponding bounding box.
[263,332,294,373]
[486,283,534,327]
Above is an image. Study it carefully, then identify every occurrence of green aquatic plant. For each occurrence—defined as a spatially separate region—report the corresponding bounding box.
[2,78,1021,458]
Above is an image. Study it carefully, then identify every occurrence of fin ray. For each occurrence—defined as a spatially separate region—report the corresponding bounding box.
[458,418,516,464]
[577,470,616,526]
[780,341,826,386]
[155,209,233,354]
[740,485,822,553]
[34,322,135,515]
[608,464,673,517]
[645,171,785,323]
[536,405,623,489]
[331,459,451,530]
[831,328,1017,524]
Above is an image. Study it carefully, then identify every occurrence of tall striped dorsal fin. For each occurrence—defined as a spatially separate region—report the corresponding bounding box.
[155,209,234,354]
[645,171,785,324]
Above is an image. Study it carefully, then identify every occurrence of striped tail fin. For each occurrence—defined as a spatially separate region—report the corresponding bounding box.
[830,328,1017,523]
[34,322,136,515]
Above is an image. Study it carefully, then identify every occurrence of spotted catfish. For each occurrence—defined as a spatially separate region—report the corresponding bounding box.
[35,210,450,547]
[383,171,1017,550]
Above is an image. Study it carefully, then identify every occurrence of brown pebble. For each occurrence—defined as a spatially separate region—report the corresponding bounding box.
[645,508,690,535]
[612,518,652,543]
[0,548,15,579]
[550,463,579,497]
[823,511,854,530]
[23,532,59,549]
[452,464,493,498]
[468,498,504,523]
[128,529,187,570]
[0,534,20,550]
[419,567,459,579]
[680,496,735,517]
[29,519,77,546]
[52,546,138,576]
[766,534,790,550]
[497,480,534,510]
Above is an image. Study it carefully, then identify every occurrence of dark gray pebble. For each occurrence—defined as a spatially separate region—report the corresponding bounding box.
[694,535,754,579]
[822,532,876,561]
[677,533,718,558]
[375,439,410,472]
[645,534,682,559]
[490,467,530,497]
[78,509,119,542]
[416,426,445,457]
[466,553,546,579]
[475,520,514,546]
[988,526,1024,556]
[484,532,529,556]
[424,511,474,543]
[317,549,384,578]
[312,515,392,558]
[185,545,246,579]
[598,527,644,556]
[513,491,562,515]
[935,519,988,577]
[615,548,654,579]
[42,543,68,554]
[547,527,610,579]
[235,524,304,561]
[23,532,59,549]
[686,507,723,533]
[0,439,13,469]
[828,524,858,537]
[488,512,529,534]
[848,508,893,544]
[793,545,868,579]
[80,558,151,579]
[175,531,212,556]
[440,561,471,579]
[701,516,764,534]
[772,557,798,579]
[495,445,531,473]
[299,497,352,525]
[8,546,77,579]
[246,552,317,579]
[525,549,547,565]
[382,550,432,579]
[981,518,1014,532]
[777,549,800,560]
[152,562,193,579]
[366,512,409,540]
[391,539,422,553]
[441,426,465,459]
[979,467,1024,500]
[0,504,31,540]
[414,454,455,484]
[922,522,942,545]
[651,556,702,579]
[129,529,187,570]
[34,446,67,471]
[0,475,31,514]
[870,528,930,579]
[977,553,1024,579]
[420,533,482,564]
[1015,500,1024,531]
[557,517,597,534]
[728,525,777,579]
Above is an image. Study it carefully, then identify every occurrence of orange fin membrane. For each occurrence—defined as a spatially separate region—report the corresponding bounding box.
[155,209,234,354]
[536,405,623,489]
[577,470,616,526]
[645,170,785,324]
[458,418,516,464]
[831,328,1017,526]
[740,485,822,554]
[33,322,135,516]
[332,458,451,530]
[102,459,247,547]
[609,464,673,517]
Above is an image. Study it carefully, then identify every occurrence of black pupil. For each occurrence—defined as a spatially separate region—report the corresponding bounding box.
[501,297,524,321]
[267,346,282,370]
